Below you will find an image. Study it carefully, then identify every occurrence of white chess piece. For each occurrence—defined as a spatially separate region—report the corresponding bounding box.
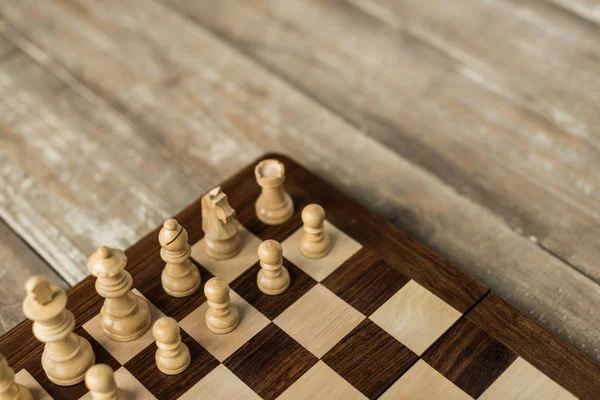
[201,187,241,260]
[22,276,95,386]
[159,219,201,297]
[300,204,331,259]
[0,352,32,400]
[204,278,239,334]
[85,364,126,400]
[255,159,294,225]
[88,246,151,342]
[152,317,191,375]
[257,240,290,295]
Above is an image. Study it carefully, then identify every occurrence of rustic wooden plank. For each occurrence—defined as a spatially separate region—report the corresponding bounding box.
[0,219,67,336]
[0,34,202,284]
[163,0,600,285]
[547,0,600,25]
[1,0,599,362]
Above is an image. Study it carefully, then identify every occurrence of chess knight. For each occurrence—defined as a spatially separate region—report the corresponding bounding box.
[201,187,241,260]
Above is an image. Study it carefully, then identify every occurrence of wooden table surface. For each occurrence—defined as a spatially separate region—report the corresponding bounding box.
[0,0,599,364]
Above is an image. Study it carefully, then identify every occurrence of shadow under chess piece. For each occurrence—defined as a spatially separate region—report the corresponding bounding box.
[255,159,294,225]
[257,240,290,295]
[300,204,331,259]
[152,317,191,375]
[0,352,32,400]
[22,276,95,386]
[201,187,241,260]
[159,219,200,297]
[204,277,239,334]
[85,364,126,400]
[88,246,151,342]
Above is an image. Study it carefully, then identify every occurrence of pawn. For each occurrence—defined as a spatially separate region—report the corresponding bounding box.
[88,246,151,342]
[152,317,191,375]
[204,278,239,334]
[85,364,126,400]
[257,240,290,295]
[0,353,32,400]
[159,219,201,297]
[300,204,331,258]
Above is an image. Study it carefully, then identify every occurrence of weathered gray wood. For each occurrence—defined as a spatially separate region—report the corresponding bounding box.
[0,34,202,284]
[162,0,600,285]
[1,0,599,362]
[0,219,68,335]
[547,0,600,25]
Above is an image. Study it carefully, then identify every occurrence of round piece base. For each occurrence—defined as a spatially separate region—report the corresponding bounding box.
[205,246,241,261]
[46,348,95,387]
[103,316,151,342]
[156,351,191,375]
[207,317,240,335]
[258,280,290,295]
[163,281,201,298]
[256,194,294,226]
[300,246,332,259]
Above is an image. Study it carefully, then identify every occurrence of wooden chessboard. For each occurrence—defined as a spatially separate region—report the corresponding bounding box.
[1,153,599,400]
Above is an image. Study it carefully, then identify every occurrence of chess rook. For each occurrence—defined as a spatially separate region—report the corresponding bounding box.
[201,187,241,260]
[152,317,191,375]
[255,159,294,225]
[22,276,95,386]
[159,219,200,297]
[88,246,151,342]
[0,353,32,400]
[204,277,239,334]
[85,364,126,400]
[257,240,290,295]
[300,204,331,258]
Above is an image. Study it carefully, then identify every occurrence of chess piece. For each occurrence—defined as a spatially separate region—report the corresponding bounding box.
[204,277,239,334]
[257,240,290,295]
[201,187,241,260]
[0,353,32,400]
[255,159,294,225]
[85,364,126,400]
[152,317,191,375]
[88,246,151,342]
[159,219,200,297]
[300,204,331,259]
[22,276,95,386]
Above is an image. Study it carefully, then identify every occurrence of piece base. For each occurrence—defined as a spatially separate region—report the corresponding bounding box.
[102,316,151,342]
[163,281,201,298]
[300,246,332,259]
[206,317,240,335]
[258,280,291,295]
[157,356,191,375]
[46,352,95,387]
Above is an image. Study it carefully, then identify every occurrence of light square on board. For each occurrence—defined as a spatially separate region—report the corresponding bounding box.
[179,290,270,362]
[274,283,365,357]
[277,360,367,400]
[479,357,576,400]
[370,279,461,355]
[282,220,362,282]
[191,222,262,283]
[379,360,472,400]
[179,364,261,400]
[79,367,156,400]
[82,289,164,364]
[14,369,52,400]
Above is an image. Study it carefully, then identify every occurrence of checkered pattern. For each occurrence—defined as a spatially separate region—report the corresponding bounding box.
[14,220,576,400]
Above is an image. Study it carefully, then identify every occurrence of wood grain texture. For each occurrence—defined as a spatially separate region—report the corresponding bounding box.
[0,34,200,284]
[0,0,599,363]
[170,0,600,283]
[0,220,67,336]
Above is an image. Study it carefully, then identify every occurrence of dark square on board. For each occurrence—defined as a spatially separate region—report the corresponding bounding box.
[124,328,219,399]
[231,258,317,320]
[422,317,518,398]
[322,319,418,399]
[321,247,410,315]
[224,323,318,400]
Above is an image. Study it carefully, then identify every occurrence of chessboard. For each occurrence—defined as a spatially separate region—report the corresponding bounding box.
[1,153,599,400]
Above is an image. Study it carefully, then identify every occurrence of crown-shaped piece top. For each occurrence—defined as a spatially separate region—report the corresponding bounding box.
[23,275,66,321]
[255,159,285,184]
[88,246,127,278]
